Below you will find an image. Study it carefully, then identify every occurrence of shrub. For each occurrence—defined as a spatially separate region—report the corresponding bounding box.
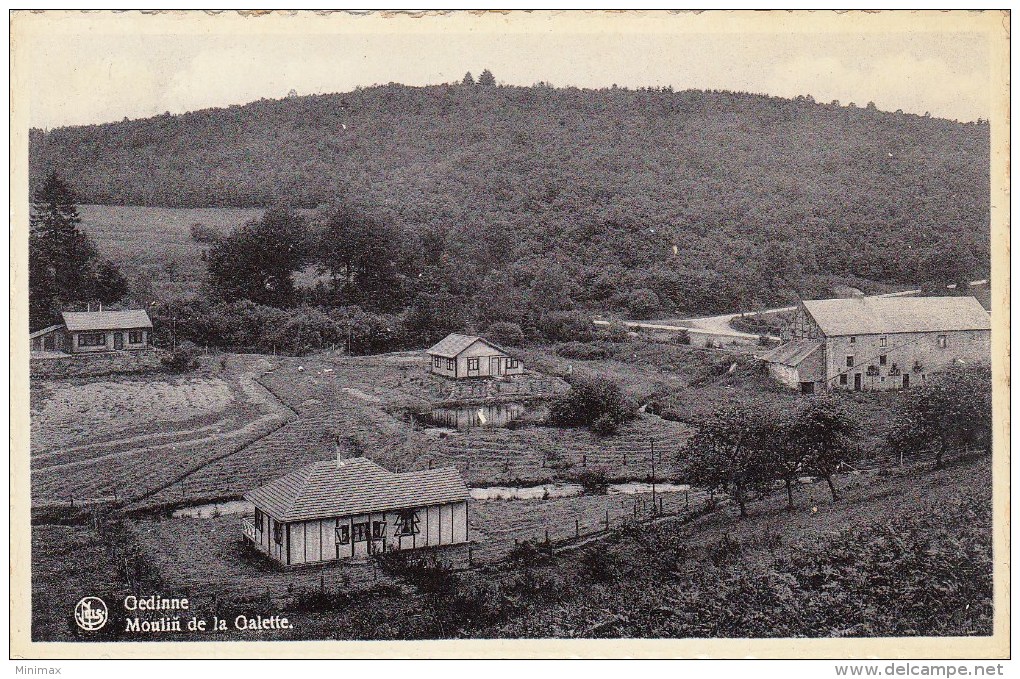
[485,321,525,347]
[577,466,610,494]
[617,288,662,319]
[554,341,614,360]
[161,340,199,373]
[598,320,632,343]
[537,311,597,343]
[671,329,691,345]
[189,222,223,243]
[581,548,624,583]
[548,376,637,435]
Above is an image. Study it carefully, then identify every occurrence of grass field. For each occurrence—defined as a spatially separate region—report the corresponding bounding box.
[78,204,263,301]
[31,523,131,641]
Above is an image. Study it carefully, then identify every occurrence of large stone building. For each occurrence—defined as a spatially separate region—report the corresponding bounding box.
[761,296,991,393]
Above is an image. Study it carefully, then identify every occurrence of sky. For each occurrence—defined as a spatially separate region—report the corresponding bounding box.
[16,11,998,129]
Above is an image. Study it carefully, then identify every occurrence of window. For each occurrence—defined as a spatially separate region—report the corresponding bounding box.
[273,521,284,545]
[352,522,370,542]
[432,356,441,368]
[254,508,264,531]
[394,509,420,536]
[446,358,455,371]
[938,335,948,348]
[839,374,848,386]
[849,337,856,344]
[128,330,144,344]
[880,336,888,348]
[335,524,351,545]
[879,354,887,366]
[372,521,386,540]
[467,357,480,371]
[846,356,854,368]
[78,333,106,347]
[508,358,520,369]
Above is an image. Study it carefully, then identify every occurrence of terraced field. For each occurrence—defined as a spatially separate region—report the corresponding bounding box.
[34,347,691,513]
[421,413,690,486]
[30,354,292,507]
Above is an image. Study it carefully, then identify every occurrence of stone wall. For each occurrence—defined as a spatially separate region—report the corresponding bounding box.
[30,349,166,379]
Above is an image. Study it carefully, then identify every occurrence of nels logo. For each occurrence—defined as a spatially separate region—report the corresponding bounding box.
[74,596,109,632]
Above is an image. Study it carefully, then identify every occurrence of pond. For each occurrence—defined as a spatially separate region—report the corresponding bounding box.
[416,402,528,430]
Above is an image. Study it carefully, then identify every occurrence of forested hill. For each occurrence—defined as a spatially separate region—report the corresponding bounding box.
[29,83,990,313]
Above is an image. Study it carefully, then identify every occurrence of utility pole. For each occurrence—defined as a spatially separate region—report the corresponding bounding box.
[650,438,657,514]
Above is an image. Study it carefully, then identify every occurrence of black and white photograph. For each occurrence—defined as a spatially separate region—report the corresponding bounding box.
[9,8,1010,662]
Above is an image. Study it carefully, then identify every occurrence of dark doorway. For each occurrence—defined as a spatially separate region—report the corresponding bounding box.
[800,382,815,394]
[902,373,910,389]
[114,333,124,350]
[854,373,862,391]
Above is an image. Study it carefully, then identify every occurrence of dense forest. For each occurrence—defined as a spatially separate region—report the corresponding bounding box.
[29,80,990,337]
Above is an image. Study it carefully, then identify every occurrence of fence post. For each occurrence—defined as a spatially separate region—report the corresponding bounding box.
[659,497,664,514]
[468,546,473,567]
[633,499,638,517]
[575,518,580,538]
[685,490,689,510]
[605,509,609,531]
[582,453,587,467]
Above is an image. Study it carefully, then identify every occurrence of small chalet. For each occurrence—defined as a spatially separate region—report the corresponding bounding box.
[243,457,470,567]
[760,296,990,393]
[425,333,524,379]
[30,309,153,354]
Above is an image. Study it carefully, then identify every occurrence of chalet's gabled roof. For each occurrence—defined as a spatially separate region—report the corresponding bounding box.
[62,309,153,332]
[425,333,508,358]
[801,296,990,337]
[760,340,823,367]
[244,457,470,523]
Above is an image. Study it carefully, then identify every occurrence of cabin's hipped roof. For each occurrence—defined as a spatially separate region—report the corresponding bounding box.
[62,309,153,331]
[425,332,508,358]
[245,457,470,522]
[801,296,990,337]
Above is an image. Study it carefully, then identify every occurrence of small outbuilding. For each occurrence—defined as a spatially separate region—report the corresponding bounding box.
[425,333,524,379]
[243,457,471,567]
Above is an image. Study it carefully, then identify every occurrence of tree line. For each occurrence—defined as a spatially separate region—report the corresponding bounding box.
[30,81,990,319]
[678,363,991,517]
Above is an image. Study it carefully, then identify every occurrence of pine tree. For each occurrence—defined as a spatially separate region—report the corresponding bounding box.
[461,71,475,86]
[29,171,129,329]
[478,69,496,87]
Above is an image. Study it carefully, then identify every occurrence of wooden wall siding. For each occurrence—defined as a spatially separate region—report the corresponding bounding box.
[30,328,68,352]
[70,329,149,354]
[275,502,470,566]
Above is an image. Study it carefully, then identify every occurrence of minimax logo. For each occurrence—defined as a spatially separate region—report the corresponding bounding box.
[74,596,108,631]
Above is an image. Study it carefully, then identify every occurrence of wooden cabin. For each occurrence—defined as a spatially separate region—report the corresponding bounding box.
[243,457,471,567]
[761,296,990,393]
[425,333,524,379]
[31,309,153,355]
